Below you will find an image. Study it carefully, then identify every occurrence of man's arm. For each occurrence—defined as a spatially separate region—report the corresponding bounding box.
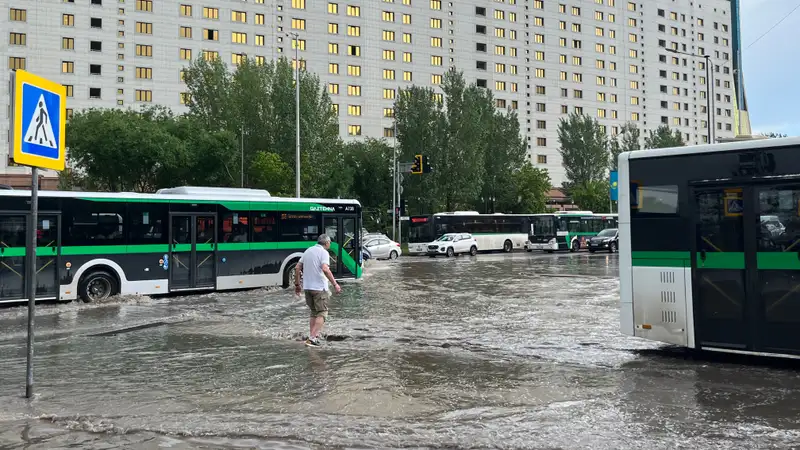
[294,262,303,294]
[321,263,341,293]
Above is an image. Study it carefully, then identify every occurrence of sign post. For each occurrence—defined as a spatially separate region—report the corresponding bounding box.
[10,69,67,399]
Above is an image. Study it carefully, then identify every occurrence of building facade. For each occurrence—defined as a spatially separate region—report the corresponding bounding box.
[2,0,745,187]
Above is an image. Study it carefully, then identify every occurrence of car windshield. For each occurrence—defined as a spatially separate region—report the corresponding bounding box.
[597,228,617,237]
[436,235,454,241]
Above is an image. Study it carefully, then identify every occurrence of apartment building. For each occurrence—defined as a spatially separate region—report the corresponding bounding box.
[1,0,745,187]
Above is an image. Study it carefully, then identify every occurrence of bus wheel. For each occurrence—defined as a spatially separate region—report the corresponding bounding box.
[283,260,300,289]
[78,270,118,303]
[570,240,579,252]
[503,240,513,253]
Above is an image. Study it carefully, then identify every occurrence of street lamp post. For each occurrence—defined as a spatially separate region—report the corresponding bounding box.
[667,48,714,144]
[286,32,301,197]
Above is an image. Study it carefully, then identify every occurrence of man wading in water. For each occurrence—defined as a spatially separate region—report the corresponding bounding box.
[295,234,341,347]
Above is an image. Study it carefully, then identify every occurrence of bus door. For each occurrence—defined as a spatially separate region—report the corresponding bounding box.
[322,215,360,278]
[691,185,751,351]
[0,212,60,302]
[169,214,217,291]
[693,182,800,355]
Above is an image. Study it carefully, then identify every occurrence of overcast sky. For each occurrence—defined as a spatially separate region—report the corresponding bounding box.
[740,0,800,136]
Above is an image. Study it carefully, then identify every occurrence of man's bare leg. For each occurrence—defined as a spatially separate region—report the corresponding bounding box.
[310,316,325,340]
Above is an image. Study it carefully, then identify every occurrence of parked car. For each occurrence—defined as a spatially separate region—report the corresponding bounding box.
[426,233,478,257]
[588,228,618,253]
[363,237,402,260]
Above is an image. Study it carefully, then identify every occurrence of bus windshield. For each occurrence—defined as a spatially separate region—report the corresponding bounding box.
[408,217,435,243]
[531,216,556,236]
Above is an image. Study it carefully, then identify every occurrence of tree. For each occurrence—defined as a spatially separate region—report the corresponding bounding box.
[609,122,642,170]
[249,151,294,196]
[644,125,685,149]
[343,139,394,230]
[480,107,527,213]
[499,162,551,213]
[65,106,238,192]
[557,112,609,190]
[570,180,610,213]
[394,85,445,214]
[436,69,491,211]
[183,56,341,197]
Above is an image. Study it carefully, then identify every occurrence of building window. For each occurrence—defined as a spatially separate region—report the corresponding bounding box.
[180,48,192,60]
[62,14,75,26]
[203,7,219,19]
[135,67,152,79]
[136,22,153,34]
[536,138,547,147]
[180,4,192,16]
[136,0,152,12]
[8,57,26,70]
[347,125,362,136]
[537,154,547,163]
[135,89,152,102]
[9,32,26,46]
[180,26,192,38]
[62,37,75,49]
[232,31,247,44]
[9,8,27,21]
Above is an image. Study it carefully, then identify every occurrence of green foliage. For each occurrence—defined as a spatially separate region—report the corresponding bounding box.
[183,56,340,195]
[644,125,685,149]
[502,162,551,213]
[250,151,293,196]
[570,180,609,213]
[343,139,394,230]
[65,107,237,192]
[557,112,609,190]
[394,69,544,214]
[609,122,642,170]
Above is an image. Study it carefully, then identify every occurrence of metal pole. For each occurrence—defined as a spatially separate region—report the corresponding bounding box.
[240,126,244,188]
[707,55,715,144]
[294,42,301,198]
[25,167,39,399]
[392,126,397,242]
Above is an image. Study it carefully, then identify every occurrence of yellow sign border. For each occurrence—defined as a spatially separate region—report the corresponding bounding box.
[12,69,67,172]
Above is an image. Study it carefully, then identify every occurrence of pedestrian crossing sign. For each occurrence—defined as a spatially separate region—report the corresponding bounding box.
[11,70,66,171]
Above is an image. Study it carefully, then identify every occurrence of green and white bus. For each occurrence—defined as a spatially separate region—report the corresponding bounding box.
[619,136,800,359]
[0,186,363,304]
[407,212,536,255]
[525,212,618,253]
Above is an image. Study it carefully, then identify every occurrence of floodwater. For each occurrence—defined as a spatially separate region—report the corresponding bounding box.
[2,252,800,449]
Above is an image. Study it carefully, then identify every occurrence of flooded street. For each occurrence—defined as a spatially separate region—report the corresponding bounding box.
[2,252,800,449]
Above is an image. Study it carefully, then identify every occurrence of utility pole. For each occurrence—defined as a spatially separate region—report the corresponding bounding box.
[706,54,715,144]
[286,31,301,197]
[392,120,398,241]
[240,126,244,188]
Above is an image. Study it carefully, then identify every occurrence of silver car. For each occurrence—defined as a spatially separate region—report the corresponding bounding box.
[363,237,402,260]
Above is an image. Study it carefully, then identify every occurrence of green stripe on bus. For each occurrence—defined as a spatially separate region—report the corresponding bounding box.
[0,241,361,277]
[696,252,745,269]
[757,253,800,270]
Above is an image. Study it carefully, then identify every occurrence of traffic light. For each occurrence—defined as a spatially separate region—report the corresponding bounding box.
[411,154,423,174]
[422,155,432,173]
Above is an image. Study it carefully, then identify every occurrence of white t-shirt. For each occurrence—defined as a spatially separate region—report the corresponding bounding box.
[300,244,331,291]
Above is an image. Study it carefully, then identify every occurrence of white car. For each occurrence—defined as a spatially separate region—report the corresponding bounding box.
[364,237,402,260]
[426,233,479,257]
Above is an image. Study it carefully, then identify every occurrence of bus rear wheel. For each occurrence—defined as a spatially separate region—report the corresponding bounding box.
[78,270,118,303]
[283,260,301,289]
[570,240,579,252]
[503,240,513,253]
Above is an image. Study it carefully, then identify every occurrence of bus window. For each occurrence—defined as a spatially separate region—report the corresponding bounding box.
[128,203,167,245]
[221,211,249,243]
[63,200,126,246]
[279,213,320,241]
[252,212,278,242]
